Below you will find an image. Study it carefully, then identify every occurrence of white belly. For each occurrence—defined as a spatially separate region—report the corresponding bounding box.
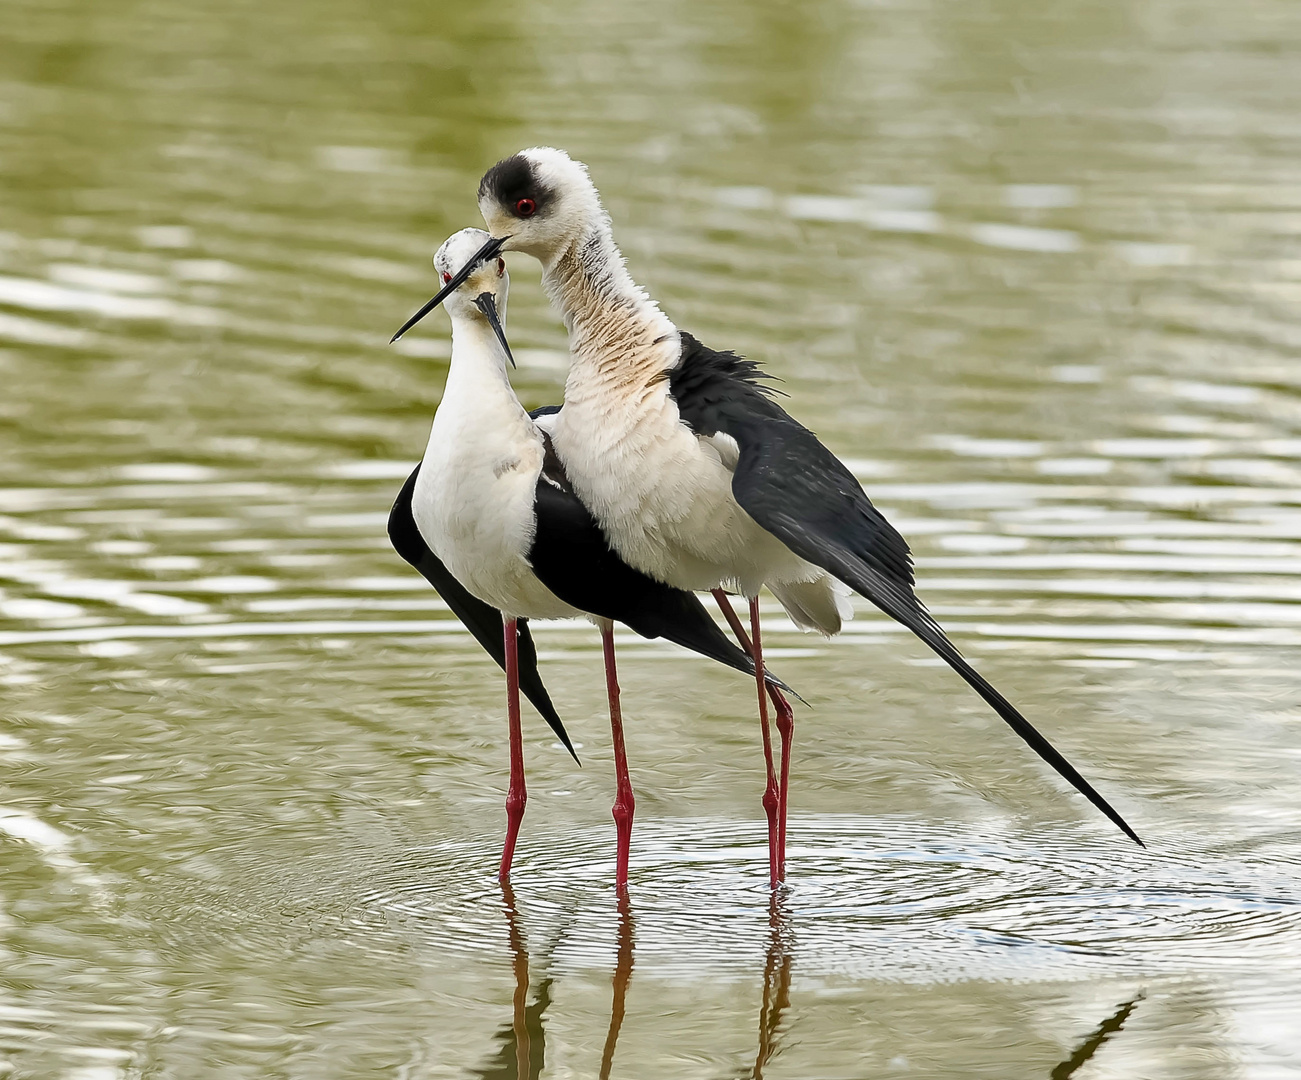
[552,391,818,595]
[413,426,580,621]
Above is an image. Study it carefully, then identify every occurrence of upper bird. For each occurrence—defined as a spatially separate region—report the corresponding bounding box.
[390,227,784,889]
[393,150,1144,870]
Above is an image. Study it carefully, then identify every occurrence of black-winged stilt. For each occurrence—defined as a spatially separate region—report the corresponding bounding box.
[393,153,1144,882]
[389,227,785,888]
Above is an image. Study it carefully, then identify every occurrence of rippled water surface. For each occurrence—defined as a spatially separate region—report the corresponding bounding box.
[3,0,1301,1076]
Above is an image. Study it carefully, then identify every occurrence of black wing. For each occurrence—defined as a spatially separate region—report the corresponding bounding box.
[525,426,776,685]
[670,332,1143,847]
[389,464,577,762]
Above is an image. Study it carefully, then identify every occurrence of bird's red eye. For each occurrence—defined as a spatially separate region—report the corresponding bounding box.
[515,198,536,217]
[497,258,505,275]
[441,271,452,285]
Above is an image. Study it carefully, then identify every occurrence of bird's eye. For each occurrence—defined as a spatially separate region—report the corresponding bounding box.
[497,258,505,275]
[441,271,452,285]
[515,198,537,217]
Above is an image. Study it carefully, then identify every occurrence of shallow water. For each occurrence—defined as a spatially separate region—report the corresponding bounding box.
[3,0,1301,1075]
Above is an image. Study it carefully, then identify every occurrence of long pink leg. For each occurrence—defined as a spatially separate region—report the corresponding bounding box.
[748,597,785,889]
[737,597,795,882]
[713,590,779,887]
[601,621,636,892]
[714,591,794,886]
[772,685,793,884]
[499,618,526,881]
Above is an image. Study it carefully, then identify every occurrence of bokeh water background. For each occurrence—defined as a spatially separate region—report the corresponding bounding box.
[2,0,1301,1075]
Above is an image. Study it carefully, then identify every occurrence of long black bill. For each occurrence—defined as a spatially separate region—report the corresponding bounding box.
[473,292,515,368]
[390,234,507,343]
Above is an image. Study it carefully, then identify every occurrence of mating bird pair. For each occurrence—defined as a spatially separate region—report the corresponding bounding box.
[388,148,1142,892]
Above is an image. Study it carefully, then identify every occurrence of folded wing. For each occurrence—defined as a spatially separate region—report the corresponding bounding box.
[671,333,1142,846]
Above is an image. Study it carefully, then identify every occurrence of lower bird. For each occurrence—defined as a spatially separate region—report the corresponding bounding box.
[388,227,785,889]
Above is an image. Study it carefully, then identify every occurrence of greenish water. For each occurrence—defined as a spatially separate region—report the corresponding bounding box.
[3,0,1301,1075]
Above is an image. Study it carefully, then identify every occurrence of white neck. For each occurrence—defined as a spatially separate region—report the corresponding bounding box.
[413,307,579,621]
[430,314,534,445]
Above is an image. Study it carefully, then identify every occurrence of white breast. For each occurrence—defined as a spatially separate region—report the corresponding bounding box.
[413,377,580,622]
[552,377,816,596]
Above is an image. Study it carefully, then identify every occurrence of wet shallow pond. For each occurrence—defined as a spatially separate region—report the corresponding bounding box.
[2,0,1301,1075]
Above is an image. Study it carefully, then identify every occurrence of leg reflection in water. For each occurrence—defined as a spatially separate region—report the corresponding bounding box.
[474,883,553,1080]
[476,889,803,1078]
[475,884,635,1079]
[472,887,1134,1078]
[599,891,636,1080]
[749,891,795,1080]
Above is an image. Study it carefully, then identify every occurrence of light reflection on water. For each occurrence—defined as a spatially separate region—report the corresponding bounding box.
[32,814,1295,1076]
[347,819,1301,983]
[3,0,1301,1074]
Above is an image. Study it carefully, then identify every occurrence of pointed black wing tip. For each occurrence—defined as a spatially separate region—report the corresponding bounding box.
[1085,793,1143,849]
[1031,772,1143,851]
[549,728,580,770]
[546,717,581,765]
[886,601,1148,847]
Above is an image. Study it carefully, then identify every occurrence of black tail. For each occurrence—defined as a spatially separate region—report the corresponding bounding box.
[389,468,578,763]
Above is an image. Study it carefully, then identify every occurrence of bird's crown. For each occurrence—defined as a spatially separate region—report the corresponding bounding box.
[434,227,495,282]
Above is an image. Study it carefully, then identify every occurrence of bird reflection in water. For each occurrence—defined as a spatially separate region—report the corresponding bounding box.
[599,891,636,1079]
[747,892,795,1080]
[473,883,636,1079]
[472,883,552,1080]
[1051,993,1143,1079]
[472,886,1135,1078]
[474,885,792,1079]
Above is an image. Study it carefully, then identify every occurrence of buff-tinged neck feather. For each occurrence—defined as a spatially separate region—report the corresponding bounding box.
[541,226,679,401]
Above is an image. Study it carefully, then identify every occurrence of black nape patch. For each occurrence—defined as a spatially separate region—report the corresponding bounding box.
[478,154,554,218]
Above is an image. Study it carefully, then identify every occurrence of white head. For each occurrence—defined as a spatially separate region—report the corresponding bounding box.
[389,151,613,345]
[477,147,608,263]
[433,228,510,322]
[392,227,513,364]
